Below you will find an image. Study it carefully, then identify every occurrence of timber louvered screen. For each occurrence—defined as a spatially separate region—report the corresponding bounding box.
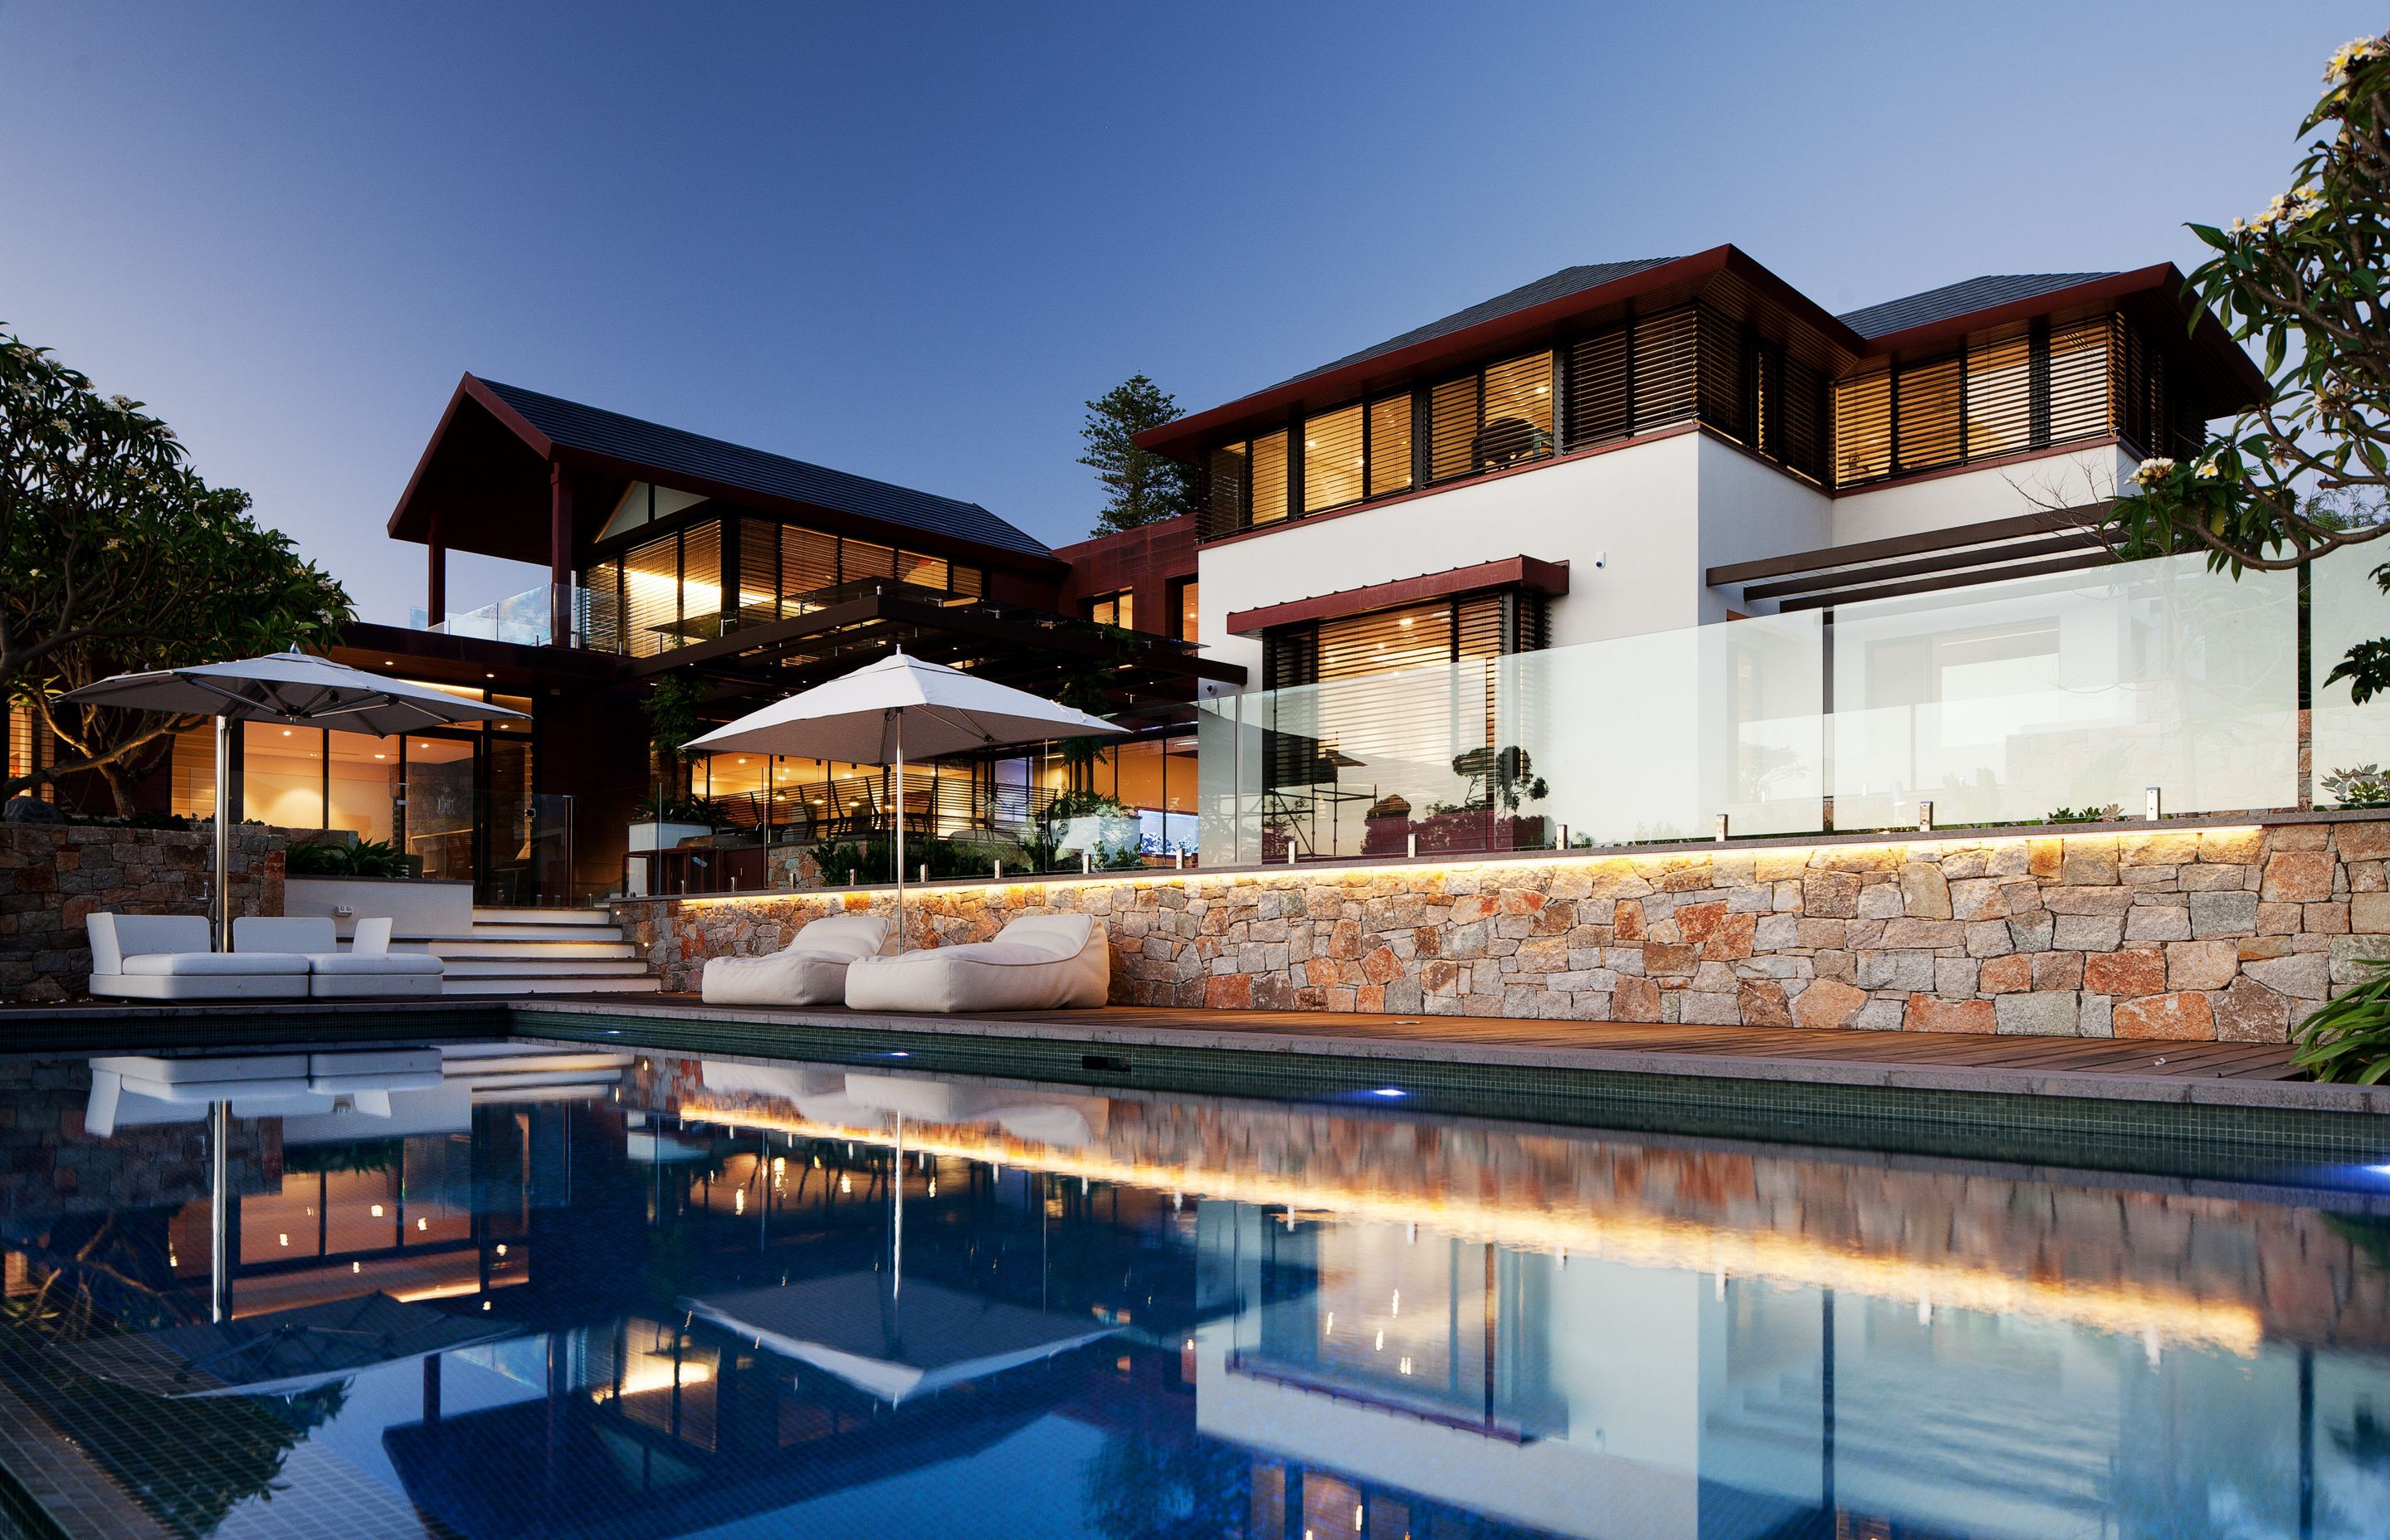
[1249,431,1289,526]
[1302,402,1366,514]
[842,539,895,583]
[620,530,680,659]
[1631,309,1700,429]
[1428,351,1554,484]
[2047,317,2113,446]
[680,520,723,642]
[782,527,837,607]
[1964,329,2035,460]
[1778,357,1827,482]
[1833,369,1894,484]
[1895,354,1965,474]
[584,558,622,652]
[1206,443,1249,537]
[1697,310,1750,445]
[739,519,779,626]
[1368,394,1414,497]
[1563,325,1632,448]
[1429,376,1480,484]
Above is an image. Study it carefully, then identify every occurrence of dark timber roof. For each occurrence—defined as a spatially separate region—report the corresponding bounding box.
[1274,258,1683,387]
[1837,273,2117,340]
[475,378,1053,559]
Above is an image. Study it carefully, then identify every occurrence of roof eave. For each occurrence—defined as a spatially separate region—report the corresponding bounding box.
[385,373,555,544]
[1136,245,1866,462]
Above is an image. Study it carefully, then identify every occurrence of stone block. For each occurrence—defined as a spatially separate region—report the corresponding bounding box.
[1791,977,1867,1028]
[1996,991,2080,1036]
[2244,952,2330,1000]
[1964,919,2014,958]
[2306,901,2351,936]
[2007,914,2055,953]
[2114,991,2215,1040]
[1947,877,2013,922]
[2083,948,2165,997]
[1856,950,1934,991]
[1739,979,1791,1026]
[2198,827,2265,865]
[1802,870,1861,919]
[2353,891,2390,933]
[2262,851,2337,903]
[2164,939,2240,992]
[2212,976,2291,1043]
[2189,891,2261,938]
[1898,862,1951,919]
[1933,957,1979,997]
[2033,951,2084,990]
[1979,953,2034,993]
[2051,914,2124,953]
[2042,886,2135,916]
[1612,975,1662,1022]
[2060,836,2119,885]
[1905,995,1996,1033]
[2123,904,2192,943]
[1643,942,1698,977]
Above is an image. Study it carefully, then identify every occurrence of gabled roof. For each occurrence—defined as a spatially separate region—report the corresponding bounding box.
[472,378,1052,558]
[388,374,1059,572]
[1273,257,1683,388]
[1838,273,2118,339]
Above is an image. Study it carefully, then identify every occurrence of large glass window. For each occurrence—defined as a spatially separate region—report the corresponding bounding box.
[1088,591,1134,629]
[241,723,324,829]
[1173,579,1199,643]
[1428,350,1554,484]
[326,733,402,842]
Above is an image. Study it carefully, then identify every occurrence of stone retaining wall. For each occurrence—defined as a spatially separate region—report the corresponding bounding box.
[615,818,2390,1040]
[0,825,285,1004]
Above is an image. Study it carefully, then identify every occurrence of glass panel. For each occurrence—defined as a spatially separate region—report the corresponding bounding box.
[1833,368,1893,485]
[1177,580,1199,643]
[1505,611,1825,845]
[326,733,402,843]
[1367,392,1413,497]
[404,736,477,884]
[480,733,534,904]
[241,723,324,829]
[737,518,780,626]
[1247,431,1288,526]
[1831,553,2297,826]
[1301,402,1365,513]
[782,527,838,607]
[701,752,770,834]
[2311,545,2390,805]
[1479,351,1554,470]
[621,531,680,660]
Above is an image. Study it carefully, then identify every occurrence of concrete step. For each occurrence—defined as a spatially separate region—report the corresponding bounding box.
[423,939,638,961]
[443,975,661,996]
[452,923,626,943]
[441,958,654,978]
[471,907,615,927]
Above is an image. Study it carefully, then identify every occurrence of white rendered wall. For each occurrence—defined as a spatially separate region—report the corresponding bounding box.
[1830,444,2135,548]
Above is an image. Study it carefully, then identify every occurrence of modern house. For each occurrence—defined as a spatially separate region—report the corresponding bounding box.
[40,239,2358,907]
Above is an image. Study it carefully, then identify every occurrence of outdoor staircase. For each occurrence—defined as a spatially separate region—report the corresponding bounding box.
[395,906,661,997]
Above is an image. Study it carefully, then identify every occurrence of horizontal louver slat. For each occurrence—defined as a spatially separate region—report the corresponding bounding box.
[1428,377,1479,484]
[738,518,778,627]
[1563,325,1631,449]
[1249,430,1289,525]
[1697,310,1749,445]
[1632,309,1699,430]
[2048,317,2113,445]
[1302,402,1366,514]
[1368,394,1414,498]
[1965,329,2034,461]
[1833,369,1893,485]
[1895,354,1964,474]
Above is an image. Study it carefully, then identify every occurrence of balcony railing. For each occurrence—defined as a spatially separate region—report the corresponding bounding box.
[409,585,602,650]
[1197,548,2388,865]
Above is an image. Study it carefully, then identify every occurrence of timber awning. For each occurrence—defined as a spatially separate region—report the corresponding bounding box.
[1225,556,1570,636]
[1706,505,2124,612]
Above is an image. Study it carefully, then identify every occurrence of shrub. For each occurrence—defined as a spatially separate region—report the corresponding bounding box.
[2291,957,2390,1084]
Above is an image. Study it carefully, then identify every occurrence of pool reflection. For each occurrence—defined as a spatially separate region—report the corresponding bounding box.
[0,1045,2383,1538]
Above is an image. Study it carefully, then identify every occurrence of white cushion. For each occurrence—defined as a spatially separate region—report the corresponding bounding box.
[843,917,1109,1013]
[120,950,310,977]
[86,913,212,975]
[700,913,889,1006]
[87,973,310,1001]
[310,1050,441,1077]
[92,1054,310,1083]
[310,953,444,976]
[310,973,442,998]
[235,917,338,953]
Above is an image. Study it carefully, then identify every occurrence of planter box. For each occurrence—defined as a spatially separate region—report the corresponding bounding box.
[285,875,473,939]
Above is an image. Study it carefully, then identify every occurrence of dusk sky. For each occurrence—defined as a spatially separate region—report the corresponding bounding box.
[2,2,2374,625]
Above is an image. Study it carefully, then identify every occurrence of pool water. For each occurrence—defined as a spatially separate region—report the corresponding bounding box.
[1,1040,2387,1539]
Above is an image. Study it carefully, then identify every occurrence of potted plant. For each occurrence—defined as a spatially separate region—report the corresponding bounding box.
[1045,789,1142,868]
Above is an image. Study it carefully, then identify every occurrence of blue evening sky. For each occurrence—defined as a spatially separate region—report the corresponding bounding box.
[1,2,2374,625]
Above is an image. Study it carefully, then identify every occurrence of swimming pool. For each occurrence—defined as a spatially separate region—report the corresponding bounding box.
[0,1036,2384,1538]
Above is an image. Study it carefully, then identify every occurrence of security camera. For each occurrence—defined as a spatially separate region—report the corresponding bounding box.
[1592,551,1607,570]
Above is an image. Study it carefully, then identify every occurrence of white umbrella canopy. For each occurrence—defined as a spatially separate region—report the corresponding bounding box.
[63,651,528,947]
[683,653,1124,948]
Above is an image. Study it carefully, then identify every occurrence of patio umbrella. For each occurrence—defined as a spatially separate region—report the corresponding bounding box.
[62,651,526,948]
[683,651,1124,950]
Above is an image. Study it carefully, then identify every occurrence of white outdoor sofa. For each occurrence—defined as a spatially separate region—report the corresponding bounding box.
[236,916,445,998]
[84,1047,446,1138]
[86,914,310,1001]
[842,914,1109,1013]
[700,913,888,1006]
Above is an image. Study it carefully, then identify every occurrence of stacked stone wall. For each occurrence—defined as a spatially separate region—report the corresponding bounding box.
[0,826,285,1004]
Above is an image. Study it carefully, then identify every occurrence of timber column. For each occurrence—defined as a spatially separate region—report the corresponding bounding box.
[549,463,573,646]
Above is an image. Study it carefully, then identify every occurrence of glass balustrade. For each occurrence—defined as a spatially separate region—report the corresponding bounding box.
[1199,552,2317,865]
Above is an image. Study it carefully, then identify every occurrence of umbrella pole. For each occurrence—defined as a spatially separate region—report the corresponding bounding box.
[210,1099,231,1323]
[212,714,231,951]
[892,728,906,954]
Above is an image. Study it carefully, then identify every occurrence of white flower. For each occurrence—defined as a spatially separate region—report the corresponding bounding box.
[2195,461,2220,480]
[2131,456,2178,488]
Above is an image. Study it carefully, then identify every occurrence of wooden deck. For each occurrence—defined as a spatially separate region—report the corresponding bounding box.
[516,994,2365,1114]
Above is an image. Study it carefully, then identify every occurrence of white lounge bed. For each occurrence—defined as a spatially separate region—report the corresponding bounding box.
[841,914,1109,1013]
[700,913,888,1006]
[235,917,444,998]
[85,914,310,1001]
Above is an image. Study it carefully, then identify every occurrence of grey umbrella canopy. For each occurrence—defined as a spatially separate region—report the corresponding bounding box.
[63,651,526,946]
[684,653,1123,948]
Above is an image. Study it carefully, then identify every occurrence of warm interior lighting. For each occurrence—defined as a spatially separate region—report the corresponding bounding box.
[370,1204,384,1217]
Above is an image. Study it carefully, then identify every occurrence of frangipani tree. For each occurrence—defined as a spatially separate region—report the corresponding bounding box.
[2106,33,2390,696]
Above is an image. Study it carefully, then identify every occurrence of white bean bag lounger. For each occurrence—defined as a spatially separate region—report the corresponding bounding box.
[236,916,445,998]
[702,913,888,1006]
[842,914,1109,1013]
[86,914,310,1001]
